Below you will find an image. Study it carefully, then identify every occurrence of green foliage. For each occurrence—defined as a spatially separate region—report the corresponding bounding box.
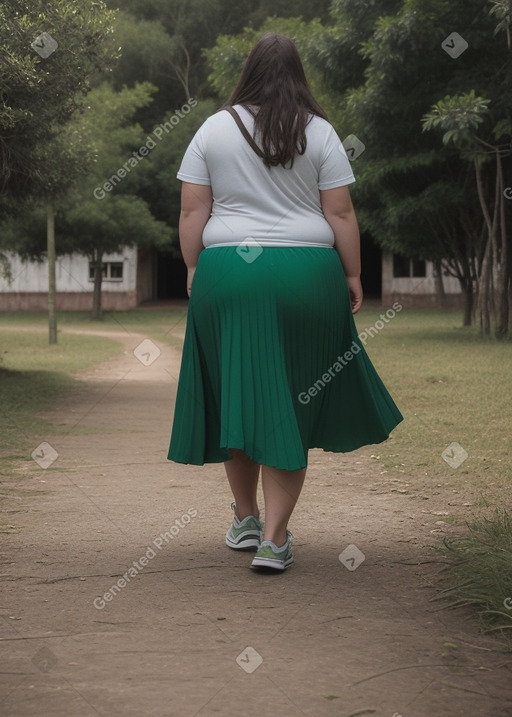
[0,0,118,197]
[0,82,172,258]
[489,0,512,47]
[204,31,258,102]
[436,509,512,635]
[312,0,512,275]
[106,11,187,128]
[109,12,175,91]
[248,0,331,26]
[62,195,171,258]
[67,80,171,252]
[422,91,491,148]
[141,99,217,237]
[105,0,332,125]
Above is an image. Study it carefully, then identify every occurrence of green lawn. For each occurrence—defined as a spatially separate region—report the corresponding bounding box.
[354,304,512,496]
[0,329,121,460]
[0,307,187,462]
[0,305,188,346]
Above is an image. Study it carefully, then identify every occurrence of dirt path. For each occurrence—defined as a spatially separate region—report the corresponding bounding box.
[1,326,511,717]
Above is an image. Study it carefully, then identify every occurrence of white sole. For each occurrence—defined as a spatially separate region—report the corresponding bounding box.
[225,530,261,550]
[251,555,293,570]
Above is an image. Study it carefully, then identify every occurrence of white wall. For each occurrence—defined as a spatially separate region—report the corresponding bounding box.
[0,247,138,294]
[382,251,461,295]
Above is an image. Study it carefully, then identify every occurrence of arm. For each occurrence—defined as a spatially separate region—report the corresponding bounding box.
[320,185,363,314]
[179,182,213,296]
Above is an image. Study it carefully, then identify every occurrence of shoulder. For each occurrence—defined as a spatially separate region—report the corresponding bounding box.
[306,115,337,137]
[187,110,234,150]
[199,109,235,131]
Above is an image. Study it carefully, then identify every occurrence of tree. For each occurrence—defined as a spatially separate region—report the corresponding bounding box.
[0,0,117,197]
[423,93,511,338]
[0,0,118,341]
[0,82,173,320]
[61,194,171,320]
[105,0,332,126]
[308,0,512,332]
[139,99,217,232]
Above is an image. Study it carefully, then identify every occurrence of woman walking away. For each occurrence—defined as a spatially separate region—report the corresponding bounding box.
[168,33,403,572]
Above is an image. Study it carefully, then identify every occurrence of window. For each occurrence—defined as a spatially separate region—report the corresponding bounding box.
[393,255,426,278]
[89,261,124,282]
[393,254,410,278]
[412,258,426,277]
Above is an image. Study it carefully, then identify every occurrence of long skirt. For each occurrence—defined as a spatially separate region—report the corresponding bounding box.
[167,246,403,471]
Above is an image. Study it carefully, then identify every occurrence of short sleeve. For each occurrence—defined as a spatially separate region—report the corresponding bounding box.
[318,125,356,190]
[176,124,211,185]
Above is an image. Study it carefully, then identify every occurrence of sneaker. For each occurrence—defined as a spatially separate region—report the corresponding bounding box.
[225,502,262,551]
[251,531,293,571]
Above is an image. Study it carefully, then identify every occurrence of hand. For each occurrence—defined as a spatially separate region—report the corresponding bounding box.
[346,276,363,314]
[187,266,196,297]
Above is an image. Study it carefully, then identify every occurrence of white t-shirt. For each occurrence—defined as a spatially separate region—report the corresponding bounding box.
[177,105,356,248]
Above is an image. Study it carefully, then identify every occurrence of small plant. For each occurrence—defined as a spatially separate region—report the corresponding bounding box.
[433,508,512,639]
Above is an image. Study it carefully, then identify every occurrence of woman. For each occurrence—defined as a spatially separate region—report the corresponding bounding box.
[168,33,403,572]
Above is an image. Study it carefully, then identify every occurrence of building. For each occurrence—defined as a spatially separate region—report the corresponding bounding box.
[0,239,462,310]
[381,250,463,309]
[0,247,187,310]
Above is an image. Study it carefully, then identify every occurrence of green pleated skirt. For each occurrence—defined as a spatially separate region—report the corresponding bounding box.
[168,246,403,470]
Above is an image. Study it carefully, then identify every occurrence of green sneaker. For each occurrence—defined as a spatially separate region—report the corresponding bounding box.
[225,502,263,551]
[251,531,293,571]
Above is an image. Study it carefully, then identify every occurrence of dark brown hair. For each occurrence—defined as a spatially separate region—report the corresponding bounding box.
[225,33,328,168]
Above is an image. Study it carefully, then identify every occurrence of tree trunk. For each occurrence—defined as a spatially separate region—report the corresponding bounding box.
[171,42,191,99]
[474,159,494,337]
[460,278,473,327]
[495,150,509,338]
[508,280,512,337]
[433,259,447,308]
[91,249,104,321]
[478,238,492,337]
[47,203,57,344]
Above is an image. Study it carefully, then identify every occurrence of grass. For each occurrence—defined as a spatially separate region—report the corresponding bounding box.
[0,329,122,462]
[353,304,512,494]
[352,304,512,639]
[0,307,188,464]
[0,305,188,348]
[1,303,512,633]
[433,509,512,634]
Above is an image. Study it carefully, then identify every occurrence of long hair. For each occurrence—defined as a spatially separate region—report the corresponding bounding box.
[225,33,328,168]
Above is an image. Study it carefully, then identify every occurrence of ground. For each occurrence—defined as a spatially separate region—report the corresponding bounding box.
[1,326,512,717]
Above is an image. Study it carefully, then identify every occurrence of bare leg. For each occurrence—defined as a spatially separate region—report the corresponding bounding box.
[224,448,261,519]
[261,465,306,546]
